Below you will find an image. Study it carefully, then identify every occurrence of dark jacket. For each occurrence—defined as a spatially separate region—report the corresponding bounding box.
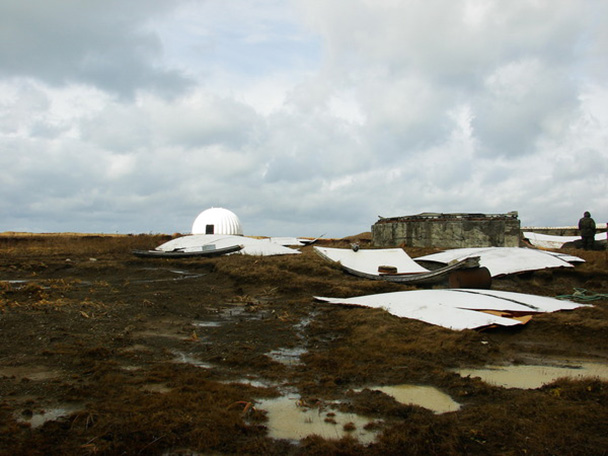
[578,216,596,237]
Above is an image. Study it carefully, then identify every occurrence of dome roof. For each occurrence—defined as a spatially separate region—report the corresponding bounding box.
[191,207,243,235]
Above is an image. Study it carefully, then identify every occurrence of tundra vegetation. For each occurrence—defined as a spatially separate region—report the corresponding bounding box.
[0,233,606,455]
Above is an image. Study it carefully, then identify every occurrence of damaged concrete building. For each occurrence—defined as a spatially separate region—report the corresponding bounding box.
[372,212,521,248]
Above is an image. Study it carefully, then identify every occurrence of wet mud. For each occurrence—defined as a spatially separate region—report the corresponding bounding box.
[0,233,606,455]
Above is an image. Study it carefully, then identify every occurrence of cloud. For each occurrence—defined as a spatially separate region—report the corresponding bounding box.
[0,0,606,236]
[473,57,579,157]
[0,0,191,98]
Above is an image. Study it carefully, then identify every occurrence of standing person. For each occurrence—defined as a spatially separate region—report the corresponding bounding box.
[578,211,596,250]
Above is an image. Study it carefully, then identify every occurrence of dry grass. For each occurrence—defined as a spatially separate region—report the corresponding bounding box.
[0,233,170,257]
[0,234,606,455]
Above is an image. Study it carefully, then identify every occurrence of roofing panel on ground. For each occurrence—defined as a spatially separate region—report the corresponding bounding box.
[156,234,301,256]
[314,246,429,276]
[315,292,521,330]
[451,289,584,312]
[543,251,586,264]
[314,289,587,330]
[264,237,306,247]
[523,232,606,249]
[415,247,580,277]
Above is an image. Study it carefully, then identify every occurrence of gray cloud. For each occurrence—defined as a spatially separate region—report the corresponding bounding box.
[471,58,579,157]
[0,0,606,237]
[0,0,191,98]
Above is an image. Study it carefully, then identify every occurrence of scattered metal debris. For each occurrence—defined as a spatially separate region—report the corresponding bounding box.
[143,234,301,257]
[415,247,583,277]
[314,246,481,284]
[314,289,588,330]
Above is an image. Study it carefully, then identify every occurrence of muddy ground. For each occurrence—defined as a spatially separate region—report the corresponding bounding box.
[0,233,606,455]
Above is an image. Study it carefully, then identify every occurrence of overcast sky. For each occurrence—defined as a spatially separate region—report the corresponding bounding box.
[1,0,606,237]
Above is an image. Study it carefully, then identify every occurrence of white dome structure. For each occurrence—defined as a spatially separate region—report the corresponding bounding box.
[192,207,243,235]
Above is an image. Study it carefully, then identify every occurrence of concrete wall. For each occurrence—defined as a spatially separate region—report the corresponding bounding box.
[372,212,521,248]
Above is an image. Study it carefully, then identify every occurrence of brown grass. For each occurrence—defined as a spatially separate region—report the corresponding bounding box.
[0,233,171,257]
[0,234,606,455]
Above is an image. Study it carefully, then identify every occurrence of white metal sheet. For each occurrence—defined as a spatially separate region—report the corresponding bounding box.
[541,251,585,264]
[314,246,429,276]
[523,231,606,249]
[314,289,585,330]
[451,289,586,312]
[315,292,522,330]
[264,237,306,246]
[156,234,301,256]
[415,247,575,277]
[522,232,578,249]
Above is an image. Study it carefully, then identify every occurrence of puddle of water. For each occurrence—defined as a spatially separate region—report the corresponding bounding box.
[266,347,307,366]
[220,306,249,318]
[293,316,314,343]
[225,377,280,388]
[18,404,83,428]
[257,396,379,443]
[219,305,268,320]
[132,268,205,284]
[193,321,222,328]
[0,366,62,381]
[172,352,213,369]
[370,385,460,414]
[456,362,608,389]
[141,383,173,394]
[256,396,379,443]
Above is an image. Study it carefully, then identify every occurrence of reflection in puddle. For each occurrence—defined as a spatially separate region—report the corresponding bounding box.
[371,385,460,414]
[172,352,213,369]
[257,396,379,443]
[456,362,608,389]
[220,306,245,318]
[193,321,222,328]
[220,306,256,319]
[131,268,206,284]
[226,378,279,388]
[294,316,312,333]
[18,404,83,428]
[266,347,307,366]
[218,304,268,321]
